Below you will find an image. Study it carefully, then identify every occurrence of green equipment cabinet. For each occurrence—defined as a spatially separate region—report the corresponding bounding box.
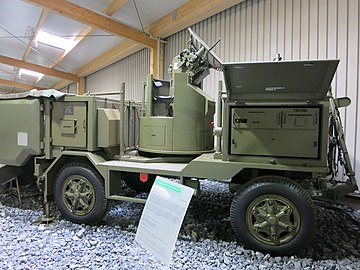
[230,106,321,158]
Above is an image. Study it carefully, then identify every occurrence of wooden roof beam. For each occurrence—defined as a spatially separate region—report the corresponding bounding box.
[25,0,157,48]
[52,40,144,89]
[103,0,128,15]
[52,0,245,89]
[22,9,49,61]
[0,78,45,91]
[0,55,80,82]
[0,89,11,94]
[48,0,128,70]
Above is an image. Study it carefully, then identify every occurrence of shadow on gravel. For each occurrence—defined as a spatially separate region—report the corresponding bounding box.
[185,195,360,261]
[2,182,360,262]
[0,182,43,211]
[300,202,360,261]
[179,196,235,242]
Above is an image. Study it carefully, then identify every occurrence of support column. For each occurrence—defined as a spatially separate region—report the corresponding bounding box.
[150,41,164,79]
[119,82,125,157]
[77,77,85,95]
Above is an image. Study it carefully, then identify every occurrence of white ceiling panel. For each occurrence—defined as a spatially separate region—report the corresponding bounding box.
[0,72,15,81]
[38,76,62,88]
[0,0,42,36]
[67,0,113,14]
[59,29,123,72]
[0,0,42,59]
[0,28,28,59]
[41,12,88,38]
[1,0,193,91]
[113,0,189,30]
[26,42,69,68]
[0,63,16,78]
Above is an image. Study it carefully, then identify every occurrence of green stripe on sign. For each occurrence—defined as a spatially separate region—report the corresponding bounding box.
[155,179,181,193]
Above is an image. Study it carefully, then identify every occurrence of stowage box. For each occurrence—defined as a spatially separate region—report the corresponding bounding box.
[0,98,42,166]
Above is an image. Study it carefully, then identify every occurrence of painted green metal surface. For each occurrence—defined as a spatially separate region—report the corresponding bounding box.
[139,35,216,155]
[61,174,96,216]
[97,108,120,148]
[230,106,321,158]
[52,101,87,148]
[0,98,42,166]
[246,194,301,246]
[0,28,356,218]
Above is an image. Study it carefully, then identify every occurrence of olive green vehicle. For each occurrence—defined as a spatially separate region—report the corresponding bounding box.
[0,29,357,256]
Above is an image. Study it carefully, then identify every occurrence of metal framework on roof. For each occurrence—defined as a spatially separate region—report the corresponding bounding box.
[0,0,244,94]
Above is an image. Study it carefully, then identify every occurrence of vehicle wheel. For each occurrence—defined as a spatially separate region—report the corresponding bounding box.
[54,162,108,225]
[230,175,316,256]
[122,172,156,193]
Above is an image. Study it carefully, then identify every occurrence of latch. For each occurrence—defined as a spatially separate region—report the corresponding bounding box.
[60,119,76,135]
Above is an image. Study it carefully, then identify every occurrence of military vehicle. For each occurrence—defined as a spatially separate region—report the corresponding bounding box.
[0,28,357,256]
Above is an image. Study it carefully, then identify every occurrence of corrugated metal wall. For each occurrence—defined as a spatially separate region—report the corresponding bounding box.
[86,48,150,101]
[164,0,360,186]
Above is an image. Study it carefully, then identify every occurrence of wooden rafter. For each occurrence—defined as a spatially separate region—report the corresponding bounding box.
[0,89,11,94]
[0,55,80,82]
[12,9,48,87]
[52,0,245,89]
[22,9,49,61]
[49,0,128,69]
[47,0,128,95]
[25,0,157,48]
[103,0,128,15]
[0,78,45,91]
[52,40,144,89]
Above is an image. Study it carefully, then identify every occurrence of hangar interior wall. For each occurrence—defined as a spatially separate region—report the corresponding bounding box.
[85,49,150,101]
[87,0,360,187]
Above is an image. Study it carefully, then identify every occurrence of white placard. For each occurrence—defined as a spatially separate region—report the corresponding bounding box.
[17,132,28,146]
[135,176,194,267]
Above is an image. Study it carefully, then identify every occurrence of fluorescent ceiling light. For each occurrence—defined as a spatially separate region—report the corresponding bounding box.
[18,68,44,81]
[35,30,74,50]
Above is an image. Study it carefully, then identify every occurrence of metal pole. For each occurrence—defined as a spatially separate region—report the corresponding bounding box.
[157,38,160,79]
[142,82,146,116]
[145,75,153,117]
[119,82,125,157]
[215,80,223,154]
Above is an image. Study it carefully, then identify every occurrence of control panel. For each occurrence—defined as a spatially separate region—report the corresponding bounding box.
[230,106,321,158]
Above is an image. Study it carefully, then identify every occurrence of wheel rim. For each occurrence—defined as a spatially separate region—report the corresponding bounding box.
[245,194,301,246]
[62,175,95,216]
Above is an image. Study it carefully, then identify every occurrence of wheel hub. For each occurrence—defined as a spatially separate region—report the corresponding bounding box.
[62,175,95,216]
[246,194,301,246]
[267,216,277,225]
[73,191,80,199]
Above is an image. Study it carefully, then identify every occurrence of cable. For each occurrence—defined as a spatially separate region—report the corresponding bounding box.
[0,34,114,39]
[132,0,145,32]
[0,25,73,73]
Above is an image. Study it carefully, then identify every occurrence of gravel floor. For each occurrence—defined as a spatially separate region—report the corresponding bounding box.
[0,180,360,270]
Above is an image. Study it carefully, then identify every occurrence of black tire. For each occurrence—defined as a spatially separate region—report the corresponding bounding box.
[230,175,316,256]
[54,162,108,225]
[122,172,155,193]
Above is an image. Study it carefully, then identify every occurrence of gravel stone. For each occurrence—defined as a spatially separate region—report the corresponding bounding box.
[1,180,360,269]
